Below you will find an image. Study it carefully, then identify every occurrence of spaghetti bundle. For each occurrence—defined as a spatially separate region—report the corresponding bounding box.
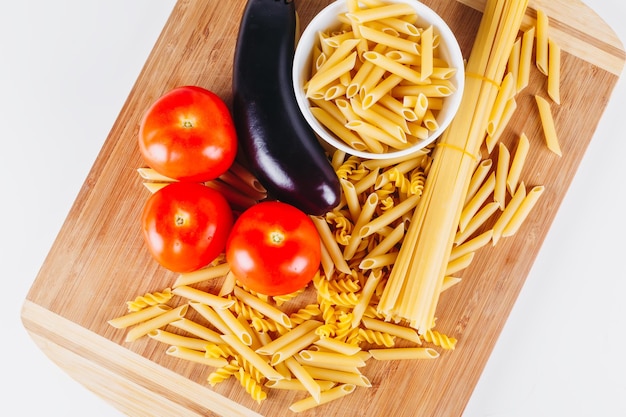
[377,0,529,333]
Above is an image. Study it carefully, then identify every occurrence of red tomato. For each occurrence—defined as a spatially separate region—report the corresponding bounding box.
[226,201,321,296]
[141,182,233,272]
[138,86,237,182]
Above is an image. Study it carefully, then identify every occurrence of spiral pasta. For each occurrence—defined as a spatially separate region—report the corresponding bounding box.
[272,287,306,306]
[204,343,236,359]
[334,312,354,342]
[328,278,361,294]
[228,296,263,321]
[318,298,337,325]
[250,316,280,333]
[408,169,426,196]
[235,368,267,404]
[421,329,457,350]
[336,156,361,179]
[126,288,173,312]
[289,304,322,326]
[316,323,338,338]
[236,355,266,384]
[207,360,239,387]
[357,328,395,347]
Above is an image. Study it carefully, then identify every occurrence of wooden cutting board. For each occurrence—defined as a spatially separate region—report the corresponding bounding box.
[21,0,624,416]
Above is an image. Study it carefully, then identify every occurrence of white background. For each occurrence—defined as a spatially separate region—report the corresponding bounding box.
[1,1,624,416]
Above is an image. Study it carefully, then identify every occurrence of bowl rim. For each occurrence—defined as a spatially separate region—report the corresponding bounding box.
[293,0,465,160]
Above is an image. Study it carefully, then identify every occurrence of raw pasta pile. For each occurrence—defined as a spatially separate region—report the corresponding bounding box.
[109,0,565,412]
[377,0,561,333]
[110,149,458,412]
[305,0,459,154]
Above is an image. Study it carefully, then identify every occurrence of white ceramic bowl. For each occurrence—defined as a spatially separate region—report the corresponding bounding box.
[293,0,465,160]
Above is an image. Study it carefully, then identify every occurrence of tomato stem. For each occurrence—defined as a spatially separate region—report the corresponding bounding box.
[269,231,284,245]
[175,210,190,227]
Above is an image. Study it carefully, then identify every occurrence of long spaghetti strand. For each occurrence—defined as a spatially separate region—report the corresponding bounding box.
[378,0,529,333]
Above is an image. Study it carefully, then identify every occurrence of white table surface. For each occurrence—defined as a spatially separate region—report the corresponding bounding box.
[2,1,624,416]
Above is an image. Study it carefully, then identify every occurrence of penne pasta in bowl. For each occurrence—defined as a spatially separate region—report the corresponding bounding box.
[292,0,465,159]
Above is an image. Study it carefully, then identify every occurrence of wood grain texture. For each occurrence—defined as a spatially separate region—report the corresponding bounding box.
[21,1,624,416]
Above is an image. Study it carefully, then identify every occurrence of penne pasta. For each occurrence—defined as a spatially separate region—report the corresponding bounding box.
[459,171,496,233]
[234,287,292,329]
[506,133,530,195]
[507,37,521,88]
[502,185,545,237]
[445,252,474,276]
[487,72,515,136]
[359,252,398,269]
[125,304,188,342]
[217,271,237,297]
[547,37,561,104]
[318,38,361,73]
[228,161,267,195]
[108,304,171,329]
[517,26,535,92]
[221,334,284,381]
[137,167,176,182]
[218,170,266,201]
[449,229,493,262]
[464,158,493,206]
[492,182,527,245]
[289,384,356,412]
[173,262,230,288]
[346,3,416,24]
[535,9,549,75]
[440,276,462,292]
[213,303,254,346]
[310,107,368,151]
[188,301,232,337]
[169,317,224,345]
[359,193,420,237]
[362,74,404,110]
[166,345,228,368]
[256,320,323,356]
[307,52,358,96]
[340,178,362,221]
[148,329,211,351]
[494,142,510,210]
[485,96,517,154]
[535,95,562,156]
[298,350,366,369]
[310,215,352,275]
[172,286,234,310]
[343,193,379,260]
[350,97,406,142]
[142,182,168,193]
[284,357,322,404]
[454,201,500,246]
[420,25,434,80]
[301,365,371,387]
[314,337,362,356]
[266,378,336,392]
[361,317,421,344]
[358,25,419,55]
[271,329,320,366]
[369,347,439,360]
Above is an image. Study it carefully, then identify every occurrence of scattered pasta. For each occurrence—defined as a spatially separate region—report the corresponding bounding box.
[108,1,564,413]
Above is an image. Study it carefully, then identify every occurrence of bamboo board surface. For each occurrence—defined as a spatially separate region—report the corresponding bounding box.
[21,0,624,416]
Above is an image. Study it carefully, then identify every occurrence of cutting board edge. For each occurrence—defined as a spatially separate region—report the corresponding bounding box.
[20,300,262,417]
[457,0,625,75]
[19,0,626,416]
